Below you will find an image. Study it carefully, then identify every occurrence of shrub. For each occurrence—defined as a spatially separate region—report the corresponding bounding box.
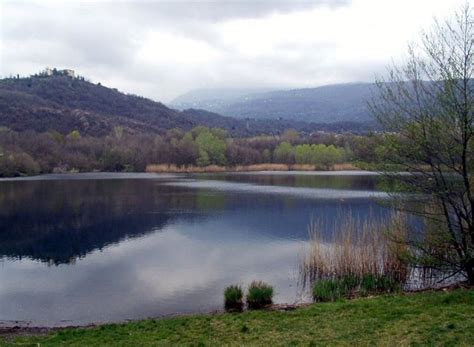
[224,285,243,312]
[246,281,273,309]
[0,151,40,177]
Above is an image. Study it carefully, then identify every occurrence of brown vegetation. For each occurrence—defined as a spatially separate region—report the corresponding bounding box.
[300,213,410,291]
[145,164,227,173]
[145,163,360,173]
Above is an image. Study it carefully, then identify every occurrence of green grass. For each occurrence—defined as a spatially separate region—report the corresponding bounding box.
[2,289,474,346]
[313,277,355,302]
[313,275,401,302]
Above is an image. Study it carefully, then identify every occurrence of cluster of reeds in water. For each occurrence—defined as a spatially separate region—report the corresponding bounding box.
[300,213,412,301]
[224,281,274,312]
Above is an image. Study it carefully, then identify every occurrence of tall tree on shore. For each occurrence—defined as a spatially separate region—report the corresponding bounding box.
[371,5,474,284]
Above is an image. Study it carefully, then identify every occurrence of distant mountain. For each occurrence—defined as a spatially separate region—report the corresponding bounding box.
[171,83,376,123]
[181,108,373,134]
[0,74,373,137]
[171,87,275,111]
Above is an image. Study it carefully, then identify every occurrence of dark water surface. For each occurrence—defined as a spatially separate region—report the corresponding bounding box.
[0,171,392,326]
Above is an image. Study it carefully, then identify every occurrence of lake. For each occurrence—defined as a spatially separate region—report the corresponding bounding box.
[0,171,393,327]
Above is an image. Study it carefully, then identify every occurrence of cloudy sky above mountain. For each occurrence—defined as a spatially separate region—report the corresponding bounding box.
[0,0,467,102]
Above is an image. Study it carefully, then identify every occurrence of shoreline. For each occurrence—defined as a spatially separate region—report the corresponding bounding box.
[0,303,310,333]
[3,289,474,345]
[0,167,383,181]
[1,283,468,334]
[145,163,361,173]
[2,287,473,346]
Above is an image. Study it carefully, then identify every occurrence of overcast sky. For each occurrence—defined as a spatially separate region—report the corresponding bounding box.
[0,0,468,102]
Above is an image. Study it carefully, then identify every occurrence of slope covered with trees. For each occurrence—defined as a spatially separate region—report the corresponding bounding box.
[0,71,380,177]
[171,83,375,123]
[0,74,372,137]
[0,74,195,136]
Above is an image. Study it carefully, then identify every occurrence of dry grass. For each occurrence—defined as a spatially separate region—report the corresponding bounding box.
[300,213,410,290]
[146,164,227,173]
[291,164,316,171]
[146,163,359,173]
[331,163,359,171]
[233,164,290,171]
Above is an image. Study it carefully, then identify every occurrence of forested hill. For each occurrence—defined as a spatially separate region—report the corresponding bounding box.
[171,83,375,123]
[0,74,197,136]
[0,74,373,136]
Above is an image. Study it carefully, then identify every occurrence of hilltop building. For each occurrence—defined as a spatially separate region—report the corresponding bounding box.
[63,69,75,78]
[40,67,76,78]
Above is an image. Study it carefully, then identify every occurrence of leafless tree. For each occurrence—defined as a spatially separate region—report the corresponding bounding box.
[371,5,474,284]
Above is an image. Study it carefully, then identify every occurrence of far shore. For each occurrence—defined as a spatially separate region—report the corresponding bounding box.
[145,163,361,174]
[0,164,387,180]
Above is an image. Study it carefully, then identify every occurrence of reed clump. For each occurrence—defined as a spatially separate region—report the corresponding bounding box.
[246,281,274,309]
[146,164,227,173]
[290,164,316,171]
[224,285,244,312]
[301,213,410,302]
[233,163,290,171]
[331,163,359,171]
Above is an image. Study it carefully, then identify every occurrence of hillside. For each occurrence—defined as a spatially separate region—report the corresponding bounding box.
[180,108,372,134]
[0,75,197,136]
[0,75,373,137]
[172,87,275,110]
[171,83,375,123]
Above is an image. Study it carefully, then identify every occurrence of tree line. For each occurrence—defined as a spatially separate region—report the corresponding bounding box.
[0,126,387,177]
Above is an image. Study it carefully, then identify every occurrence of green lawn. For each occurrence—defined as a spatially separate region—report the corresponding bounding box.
[3,289,473,346]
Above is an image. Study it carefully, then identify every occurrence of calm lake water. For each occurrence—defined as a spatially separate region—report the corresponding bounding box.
[0,171,393,326]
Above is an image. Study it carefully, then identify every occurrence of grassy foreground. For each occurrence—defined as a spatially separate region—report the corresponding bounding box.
[2,289,473,346]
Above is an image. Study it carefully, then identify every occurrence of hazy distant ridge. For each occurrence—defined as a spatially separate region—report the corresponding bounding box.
[171,83,375,123]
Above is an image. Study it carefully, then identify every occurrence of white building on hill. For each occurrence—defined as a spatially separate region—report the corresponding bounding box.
[63,69,75,78]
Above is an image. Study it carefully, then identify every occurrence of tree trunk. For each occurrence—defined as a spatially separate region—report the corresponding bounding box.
[466,259,474,286]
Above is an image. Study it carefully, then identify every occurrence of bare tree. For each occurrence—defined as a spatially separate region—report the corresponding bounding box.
[371,5,474,285]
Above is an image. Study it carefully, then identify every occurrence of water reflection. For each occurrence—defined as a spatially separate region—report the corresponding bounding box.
[0,172,394,326]
[197,171,380,191]
[0,179,204,264]
[165,179,389,199]
[1,222,305,326]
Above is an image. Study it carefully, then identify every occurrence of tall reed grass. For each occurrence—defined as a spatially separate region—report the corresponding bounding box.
[300,213,410,300]
[145,164,227,173]
[146,163,359,173]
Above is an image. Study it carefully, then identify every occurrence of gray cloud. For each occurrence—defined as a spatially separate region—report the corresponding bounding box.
[0,0,462,102]
[111,0,348,22]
